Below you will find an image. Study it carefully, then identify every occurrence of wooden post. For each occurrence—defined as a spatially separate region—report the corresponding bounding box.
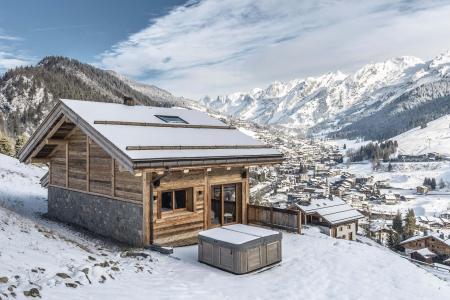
[65,141,69,187]
[86,136,90,192]
[203,169,208,229]
[243,178,248,224]
[142,172,150,245]
[48,161,52,185]
[270,206,274,228]
[111,159,115,196]
[297,210,302,234]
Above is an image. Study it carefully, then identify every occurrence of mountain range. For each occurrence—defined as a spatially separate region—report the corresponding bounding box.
[2,52,450,142]
[200,51,450,140]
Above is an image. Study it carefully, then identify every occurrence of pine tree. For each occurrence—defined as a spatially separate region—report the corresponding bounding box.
[439,178,446,189]
[343,143,346,150]
[392,211,403,239]
[14,133,28,157]
[387,231,400,249]
[403,209,416,239]
[0,133,14,156]
[430,178,436,190]
[388,162,393,172]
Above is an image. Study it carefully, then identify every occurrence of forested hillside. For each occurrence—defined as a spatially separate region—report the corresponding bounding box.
[0,56,187,139]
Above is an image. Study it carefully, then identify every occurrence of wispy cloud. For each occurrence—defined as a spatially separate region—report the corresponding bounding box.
[31,24,91,32]
[0,34,22,41]
[0,30,33,73]
[100,0,450,98]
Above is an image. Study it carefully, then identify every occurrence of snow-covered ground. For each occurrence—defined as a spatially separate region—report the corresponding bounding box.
[344,161,450,217]
[347,161,450,190]
[1,153,450,299]
[393,114,450,156]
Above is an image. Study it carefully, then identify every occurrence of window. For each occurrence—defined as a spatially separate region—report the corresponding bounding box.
[155,115,188,124]
[159,188,191,214]
[161,191,173,211]
[347,225,351,229]
[339,227,343,232]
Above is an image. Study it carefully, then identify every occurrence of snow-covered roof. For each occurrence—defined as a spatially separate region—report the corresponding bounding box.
[413,248,437,258]
[295,196,363,225]
[19,99,283,170]
[400,234,450,246]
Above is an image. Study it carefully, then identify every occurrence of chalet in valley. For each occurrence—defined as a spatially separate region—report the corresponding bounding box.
[295,196,363,241]
[19,99,283,246]
[400,234,450,262]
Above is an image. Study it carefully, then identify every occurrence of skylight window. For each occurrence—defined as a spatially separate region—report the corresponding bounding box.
[155,115,188,124]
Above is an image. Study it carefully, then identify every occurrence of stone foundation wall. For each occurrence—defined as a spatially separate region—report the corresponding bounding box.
[48,186,143,246]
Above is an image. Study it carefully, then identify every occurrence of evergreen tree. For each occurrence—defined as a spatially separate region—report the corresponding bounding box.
[14,133,28,157]
[343,143,346,150]
[0,133,14,156]
[403,209,416,239]
[392,211,403,239]
[439,178,446,189]
[430,178,437,190]
[387,231,400,250]
[388,162,393,172]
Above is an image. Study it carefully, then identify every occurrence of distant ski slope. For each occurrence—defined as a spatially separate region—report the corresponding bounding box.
[394,114,450,156]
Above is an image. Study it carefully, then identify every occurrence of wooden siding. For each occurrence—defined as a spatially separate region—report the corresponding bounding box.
[89,141,112,195]
[50,147,66,187]
[153,170,205,245]
[115,160,142,202]
[68,128,87,190]
[48,125,143,205]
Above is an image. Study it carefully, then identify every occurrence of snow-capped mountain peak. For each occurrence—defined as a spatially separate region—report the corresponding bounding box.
[201,52,450,140]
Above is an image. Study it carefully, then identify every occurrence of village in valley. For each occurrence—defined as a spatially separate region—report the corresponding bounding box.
[229,118,450,272]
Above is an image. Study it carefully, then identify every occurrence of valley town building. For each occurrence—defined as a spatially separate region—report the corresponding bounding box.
[19,99,283,246]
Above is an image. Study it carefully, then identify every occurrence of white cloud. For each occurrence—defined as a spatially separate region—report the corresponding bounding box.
[0,51,32,71]
[100,0,450,98]
[0,30,33,72]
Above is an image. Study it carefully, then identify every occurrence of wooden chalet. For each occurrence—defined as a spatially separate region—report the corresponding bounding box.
[19,99,283,246]
[295,196,363,241]
[400,235,450,260]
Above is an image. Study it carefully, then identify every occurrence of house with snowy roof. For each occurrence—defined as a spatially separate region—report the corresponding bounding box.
[295,196,363,241]
[18,98,283,246]
[400,234,450,260]
[410,248,438,264]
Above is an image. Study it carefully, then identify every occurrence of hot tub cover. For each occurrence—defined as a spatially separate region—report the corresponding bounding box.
[198,224,282,248]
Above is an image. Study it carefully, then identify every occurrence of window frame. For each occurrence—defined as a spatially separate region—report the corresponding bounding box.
[159,188,190,214]
[154,114,188,124]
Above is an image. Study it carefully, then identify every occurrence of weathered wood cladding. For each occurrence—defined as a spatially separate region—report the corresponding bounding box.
[114,160,142,202]
[68,128,87,190]
[152,168,248,246]
[49,127,143,204]
[50,147,66,187]
[89,141,112,195]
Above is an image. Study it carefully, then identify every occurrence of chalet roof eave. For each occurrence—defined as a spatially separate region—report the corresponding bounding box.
[60,101,135,171]
[18,99,135,172]
[18,102,64,162]
[131,155,284,169]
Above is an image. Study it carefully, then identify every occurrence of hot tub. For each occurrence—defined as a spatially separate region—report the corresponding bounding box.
[198,224,282,274]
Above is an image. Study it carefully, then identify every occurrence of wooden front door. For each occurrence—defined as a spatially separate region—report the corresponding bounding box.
[208,183,241,228]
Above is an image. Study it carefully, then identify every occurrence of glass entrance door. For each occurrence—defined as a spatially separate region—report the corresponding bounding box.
[209,183,239,227]
[210,185,222,226]
[223,184,237,224]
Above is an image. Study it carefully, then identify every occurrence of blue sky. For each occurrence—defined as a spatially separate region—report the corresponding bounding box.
[2,0,450,98]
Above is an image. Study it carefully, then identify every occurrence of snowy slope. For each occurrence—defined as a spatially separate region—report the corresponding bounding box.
[1,153,449,299]
[393,114,450,156]
[201,51,450,139]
